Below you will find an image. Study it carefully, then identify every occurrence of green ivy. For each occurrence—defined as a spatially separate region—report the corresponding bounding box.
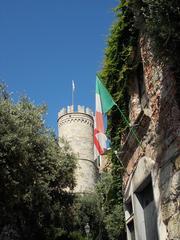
[101,0,180,149]
[99,2,139,237]
[100,0,138,149]
[130,0,180,66]
[99,0,180,237]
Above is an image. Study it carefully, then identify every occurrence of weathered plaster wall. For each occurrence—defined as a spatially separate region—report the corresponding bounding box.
[123,36,180,239]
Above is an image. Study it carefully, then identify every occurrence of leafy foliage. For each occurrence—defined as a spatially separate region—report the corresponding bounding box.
[96,172,125,240]
[99,1,138,237]
[0,84,76,240]
[101,0,180,152]
[72,194,105,240]
[71,177,125,240]
[130,0,180,65]
[103,204,125,240]
[100,0,138,151]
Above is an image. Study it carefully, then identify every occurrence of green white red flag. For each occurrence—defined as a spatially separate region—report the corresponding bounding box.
[94,75,116,159]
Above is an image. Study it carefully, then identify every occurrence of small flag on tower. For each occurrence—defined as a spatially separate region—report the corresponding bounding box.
[72,80,75,107]
[72,80,75,92]
[94,75,116,159]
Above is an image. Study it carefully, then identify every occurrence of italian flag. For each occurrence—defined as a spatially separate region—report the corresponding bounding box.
[94,75,116,159]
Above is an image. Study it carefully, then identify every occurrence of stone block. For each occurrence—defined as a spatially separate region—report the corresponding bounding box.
[161,181,171,202]
[161,145,179,166]
[175,155,180,170]
[167,213,180,240]
[161,171,180,202]
[159,162,173,187]
[171,171,180,195]
[161,201,177,222]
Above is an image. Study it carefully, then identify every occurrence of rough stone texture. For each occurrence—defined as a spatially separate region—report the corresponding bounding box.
[123,36,180,240]
[175,155,180,170]
[58,110,97,193]
[167,213,180,240]
[129,76,142,123]
[171,171,180,194]
[159,162,173,187]
[161,200,178,223]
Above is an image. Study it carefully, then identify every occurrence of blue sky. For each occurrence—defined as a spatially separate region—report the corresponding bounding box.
[0,0,117,134]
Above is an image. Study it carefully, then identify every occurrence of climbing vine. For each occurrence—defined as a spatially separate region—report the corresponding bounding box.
[101,0,180,153]
[100,0,138,151]
[99,0,180,237]
[130,0,180,65]
[98,1,138,237]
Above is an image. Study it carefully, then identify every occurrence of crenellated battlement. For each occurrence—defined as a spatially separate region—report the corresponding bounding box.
[58,105,93,119]
[57,105,97,194]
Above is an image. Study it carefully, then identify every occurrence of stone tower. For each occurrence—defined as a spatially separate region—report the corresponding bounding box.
[58,105,97,193]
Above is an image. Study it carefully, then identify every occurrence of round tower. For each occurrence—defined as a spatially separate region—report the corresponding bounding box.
[58,105,97,193]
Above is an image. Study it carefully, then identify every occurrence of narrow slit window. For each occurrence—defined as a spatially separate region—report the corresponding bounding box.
[137,62,148,108]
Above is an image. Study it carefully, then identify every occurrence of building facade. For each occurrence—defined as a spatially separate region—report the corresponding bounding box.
[120,36,180,240]
[58,105,97,194]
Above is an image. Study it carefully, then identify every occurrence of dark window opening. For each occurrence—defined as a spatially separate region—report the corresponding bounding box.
[137,181,154,209]
[137,62,148,108]
[137,62,145,100]
[135,176,159,240]
[126,198,133,216]
[127,220,136,240]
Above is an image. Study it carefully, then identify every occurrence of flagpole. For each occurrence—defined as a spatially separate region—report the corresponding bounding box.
[72,80,74,108]
[72,84,73,107]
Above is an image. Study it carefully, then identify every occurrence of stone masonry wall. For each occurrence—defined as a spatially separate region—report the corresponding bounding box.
[123,36,180,239]
[58,110,97,194]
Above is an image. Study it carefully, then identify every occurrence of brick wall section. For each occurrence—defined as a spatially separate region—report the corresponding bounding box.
[123,36,180,239]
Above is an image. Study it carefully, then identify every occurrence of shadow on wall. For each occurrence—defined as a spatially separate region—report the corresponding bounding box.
[121,112,151,168]
[156,65,180,239]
